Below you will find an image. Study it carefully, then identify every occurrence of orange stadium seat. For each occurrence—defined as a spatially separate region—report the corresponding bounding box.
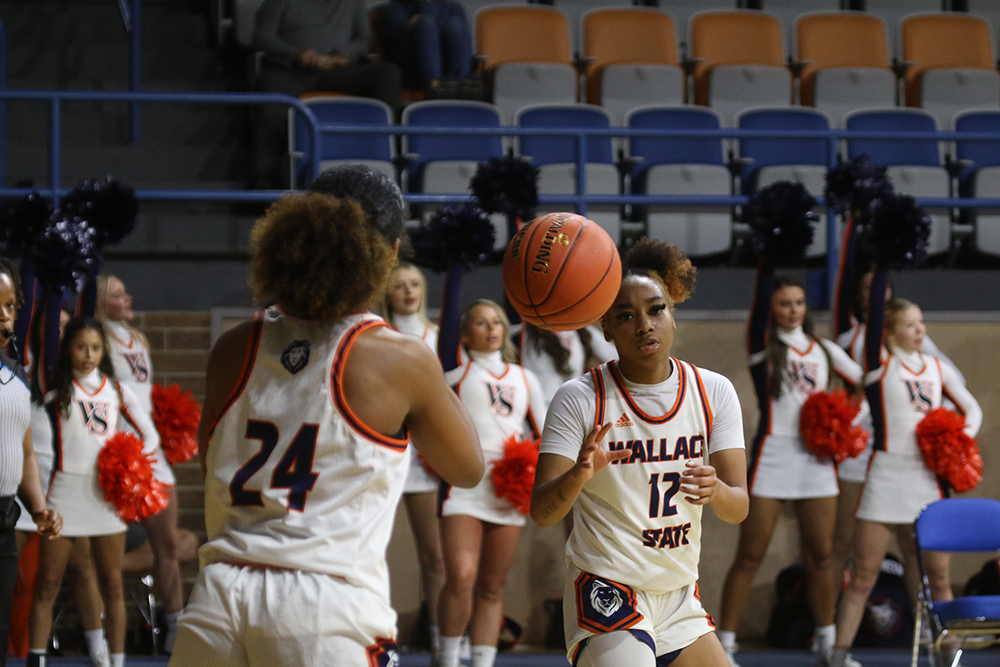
[796,12,891,108]
[475,6,572,71]
[581,7,682,120]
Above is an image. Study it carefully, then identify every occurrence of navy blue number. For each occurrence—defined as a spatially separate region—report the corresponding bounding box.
[270,424,320,512]
[647,472,682,518]
[229,420,320,511]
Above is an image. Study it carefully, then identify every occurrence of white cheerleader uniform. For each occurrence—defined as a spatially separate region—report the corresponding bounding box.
[14,402,55,532]
[518,325,619,412]
[48,369,157,536]
[391,313,440,495]
[836,323,966,484]
[106,320,176,487]
[440,349,545,527]
[857,349,981,525]
[541,359,744,663]
[748,328,863,499]
[175,310,409,666]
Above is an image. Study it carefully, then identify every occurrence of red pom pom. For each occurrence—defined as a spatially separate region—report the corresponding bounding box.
[799,390,869,463]
[152,383,201,464]
[916,408,982,493]
[490,434,540,514]
[97,432,169,521]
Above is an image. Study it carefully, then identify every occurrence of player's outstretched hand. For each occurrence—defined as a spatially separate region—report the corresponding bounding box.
[680,460,718,505]
[576,423,629,482]
[32,508,62,539]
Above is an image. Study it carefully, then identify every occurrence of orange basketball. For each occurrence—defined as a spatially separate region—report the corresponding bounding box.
[502,212,622,332]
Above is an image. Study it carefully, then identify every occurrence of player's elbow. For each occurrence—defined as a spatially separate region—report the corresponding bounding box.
[445,457,485,489]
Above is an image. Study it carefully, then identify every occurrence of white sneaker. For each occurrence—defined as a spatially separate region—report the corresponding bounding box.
[723,642,741,667]
[844,653,862,667]
[459,634,471,661]
[89,641,111,667]
[821,649,862,667]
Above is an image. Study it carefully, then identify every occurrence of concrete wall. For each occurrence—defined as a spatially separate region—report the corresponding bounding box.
[158,310,998,646]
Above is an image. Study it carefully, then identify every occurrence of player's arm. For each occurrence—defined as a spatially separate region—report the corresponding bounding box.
[17,428,61,538]
[197,321,256,478]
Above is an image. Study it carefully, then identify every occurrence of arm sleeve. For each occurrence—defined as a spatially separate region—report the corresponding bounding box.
[747,260,774,358]
[252,0,299,60]
[922,335,966,386]
[120,384,161,457]
[702,371,745,454]
[437,264,465,372]
[822,339,864,387]
[524,368,547,436]
[539,378,594,462]
[940,362,982,438]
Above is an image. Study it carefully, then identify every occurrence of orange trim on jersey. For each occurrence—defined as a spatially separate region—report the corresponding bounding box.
[607,359,686,425]
[694,582,716,629]
[452,361,474,395]
[483,363,511,381]
[897,352,929,377]
[72,375,108,398]
[788,339,816,357]
[748,434,767,492]
[207,311,264,438]
[590,367,606,429]
[53,408,64,473]
[689,362,714,437]
[365,637,398,667]
[331,320,409,452]
[108,329,134,349]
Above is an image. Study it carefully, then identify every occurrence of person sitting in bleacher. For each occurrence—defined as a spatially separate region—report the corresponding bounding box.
[250,0,402,189]
[377,0,473,97]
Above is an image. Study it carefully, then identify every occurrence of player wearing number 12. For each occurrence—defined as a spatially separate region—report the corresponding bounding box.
[170,175,484,666]
[531,240,749,667]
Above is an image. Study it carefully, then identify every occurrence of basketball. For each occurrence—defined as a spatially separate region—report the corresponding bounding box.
[502,212,622,332]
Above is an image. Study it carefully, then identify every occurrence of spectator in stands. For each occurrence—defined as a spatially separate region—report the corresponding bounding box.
[377,0,472,95]
[250,0,402,189]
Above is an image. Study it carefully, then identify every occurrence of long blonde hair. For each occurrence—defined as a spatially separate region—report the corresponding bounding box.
[380,262,435,331]
[460,299,517,363]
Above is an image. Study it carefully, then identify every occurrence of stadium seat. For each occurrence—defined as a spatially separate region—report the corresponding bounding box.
[625,105,732,256]
[736,107,833,257]
[690,10,791,125]
[911,499,1000,667]
[475,6,577,123]
[863,0,942,54]
[844,108,950,256]
[653,0,733,46]
[516,104,622,243]
[796,11,894,126]
[760,0,841,47]
[901,13,1000,128]
[581,7,683,124]
[954,109,1000,256]
[288,95,395,189]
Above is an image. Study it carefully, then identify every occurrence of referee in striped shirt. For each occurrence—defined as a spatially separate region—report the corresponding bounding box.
[0,258,61,666]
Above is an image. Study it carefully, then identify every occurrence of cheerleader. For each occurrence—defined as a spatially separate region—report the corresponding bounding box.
[828,294,981,667]
[518,323,618,413]
[436,294,546,667]
[29,317,160,667]
[381,261,446,654]
[96,274,185,652]
[531,239,748,667]
[14,309,109,667]
[718,268,863,667]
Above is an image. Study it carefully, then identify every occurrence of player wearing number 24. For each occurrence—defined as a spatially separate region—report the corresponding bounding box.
[531,239,749,667]
[170,169,484,667]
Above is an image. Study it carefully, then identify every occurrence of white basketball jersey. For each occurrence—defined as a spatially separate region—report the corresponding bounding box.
[106,321,153,415]
[874,352,943,457]
[201,309,410,601]
[55,370,122,474]
[567,360,711,595]
[448,352,536,461]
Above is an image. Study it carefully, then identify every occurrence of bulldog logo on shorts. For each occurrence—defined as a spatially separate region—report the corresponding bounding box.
[575,572,642,634]
[280,340,310,374]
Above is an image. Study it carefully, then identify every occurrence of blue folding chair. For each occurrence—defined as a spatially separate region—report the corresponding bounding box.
[288,96,395,188]
[845,108,951,255]
[955,110,1000,255]
[912,498,1000,667]
[625,105,732,257]
[516,104,623,243]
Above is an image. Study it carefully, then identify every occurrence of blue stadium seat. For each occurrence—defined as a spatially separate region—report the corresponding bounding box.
[625,105,732,256]
[955,109,1000,256]
[289,96,395,188]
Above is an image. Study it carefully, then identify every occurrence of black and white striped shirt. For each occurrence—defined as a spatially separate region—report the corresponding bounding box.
[0,351,29,497]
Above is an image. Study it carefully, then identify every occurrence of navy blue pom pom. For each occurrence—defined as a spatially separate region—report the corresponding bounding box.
[32,217,100,292]
[60,177,138,247]
[747,181,818,265]
[824,154,893,220]
[1,192,54,257]
[410,203,496,272]
[865,192,931,269]
[470,157,539,220]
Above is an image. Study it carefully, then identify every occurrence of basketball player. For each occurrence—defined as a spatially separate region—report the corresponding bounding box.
[827,292,981,667]
[531,239,749,667]
[169,188,484,665]
[718,269,863,667]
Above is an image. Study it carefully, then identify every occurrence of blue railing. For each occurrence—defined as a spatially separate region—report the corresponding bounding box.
[5,88,1000,299]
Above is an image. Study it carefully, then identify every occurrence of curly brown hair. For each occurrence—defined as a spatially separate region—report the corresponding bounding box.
[249,193,397,321]
[622,238,696,306]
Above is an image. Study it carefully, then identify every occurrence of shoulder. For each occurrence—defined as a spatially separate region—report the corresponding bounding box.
[350,323,443,381]
[549,372,598,411]
[687,364,737,396]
